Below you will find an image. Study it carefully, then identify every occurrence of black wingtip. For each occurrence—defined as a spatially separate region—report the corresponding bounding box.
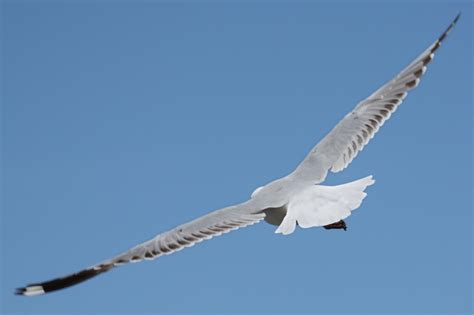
[436,13,461,46]
[453,12,461,25]
[448,12,461,33]
[15,264,114,296]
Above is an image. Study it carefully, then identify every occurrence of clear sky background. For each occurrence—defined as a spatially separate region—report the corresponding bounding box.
[2,1,472,314]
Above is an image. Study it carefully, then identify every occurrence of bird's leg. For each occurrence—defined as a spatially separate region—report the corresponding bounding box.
[323,220,347,231]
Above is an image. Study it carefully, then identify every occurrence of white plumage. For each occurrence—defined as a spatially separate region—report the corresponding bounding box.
[276,176,375,235]
[16,14,460,296]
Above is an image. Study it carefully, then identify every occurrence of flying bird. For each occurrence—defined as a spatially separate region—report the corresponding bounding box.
[16,14,460,296]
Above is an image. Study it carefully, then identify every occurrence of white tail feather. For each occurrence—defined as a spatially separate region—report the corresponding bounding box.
[275,176,375,235]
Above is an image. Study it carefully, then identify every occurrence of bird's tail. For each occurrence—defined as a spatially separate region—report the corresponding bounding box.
[275,176,375,235]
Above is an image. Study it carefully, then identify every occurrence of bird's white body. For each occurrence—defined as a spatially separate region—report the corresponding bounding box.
[250,170,374,235]
[275,176,374,235]
[16,14,460,296]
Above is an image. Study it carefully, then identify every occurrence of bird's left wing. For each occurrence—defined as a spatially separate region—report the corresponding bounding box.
[292,14,460,183]
[16,201,265,296]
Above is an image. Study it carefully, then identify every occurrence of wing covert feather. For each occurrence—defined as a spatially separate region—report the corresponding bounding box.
[292,14,459,182]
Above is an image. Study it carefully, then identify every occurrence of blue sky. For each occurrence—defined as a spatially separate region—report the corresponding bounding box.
[2,1,472,314]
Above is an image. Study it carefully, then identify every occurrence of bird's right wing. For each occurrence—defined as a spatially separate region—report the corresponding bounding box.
[291,14,460,184]
[16,201,265,296]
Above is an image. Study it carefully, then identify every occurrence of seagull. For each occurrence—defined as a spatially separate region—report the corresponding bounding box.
[16,14,460,296]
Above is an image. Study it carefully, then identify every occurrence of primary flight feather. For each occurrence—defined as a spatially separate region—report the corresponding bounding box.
[16,14,460,296]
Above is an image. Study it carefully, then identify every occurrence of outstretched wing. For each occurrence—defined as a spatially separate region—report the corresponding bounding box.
[16,201,265,296]
[292,14,460,183]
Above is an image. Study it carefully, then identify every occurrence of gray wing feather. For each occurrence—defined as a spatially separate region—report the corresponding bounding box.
[292,14,460,183]
[16,202,265,295]
[109,203,264,264]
